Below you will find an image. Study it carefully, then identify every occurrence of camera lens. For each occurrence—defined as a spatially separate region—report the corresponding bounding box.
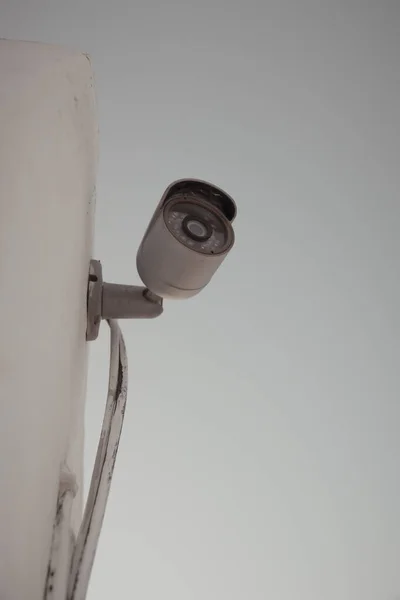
[182,217,211,242]
[163,195,234,255]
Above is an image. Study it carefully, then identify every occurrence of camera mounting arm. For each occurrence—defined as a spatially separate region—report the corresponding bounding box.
[86,259,163,341]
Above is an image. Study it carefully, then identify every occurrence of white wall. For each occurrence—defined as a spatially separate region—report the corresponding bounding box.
[0,39,98,600]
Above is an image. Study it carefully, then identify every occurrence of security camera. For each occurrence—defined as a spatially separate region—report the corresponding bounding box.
[136,179,237,299]
[86,179,237,340]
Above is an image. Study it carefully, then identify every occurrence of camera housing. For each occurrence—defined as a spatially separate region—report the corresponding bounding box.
[136,179,237,299]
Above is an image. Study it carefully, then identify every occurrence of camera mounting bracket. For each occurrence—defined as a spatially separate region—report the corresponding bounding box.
[86,259,163,341]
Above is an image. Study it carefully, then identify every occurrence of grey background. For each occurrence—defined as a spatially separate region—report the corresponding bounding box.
[1,2,400,599]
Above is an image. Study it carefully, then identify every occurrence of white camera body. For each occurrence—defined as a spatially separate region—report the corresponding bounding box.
[136,179,237,299]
